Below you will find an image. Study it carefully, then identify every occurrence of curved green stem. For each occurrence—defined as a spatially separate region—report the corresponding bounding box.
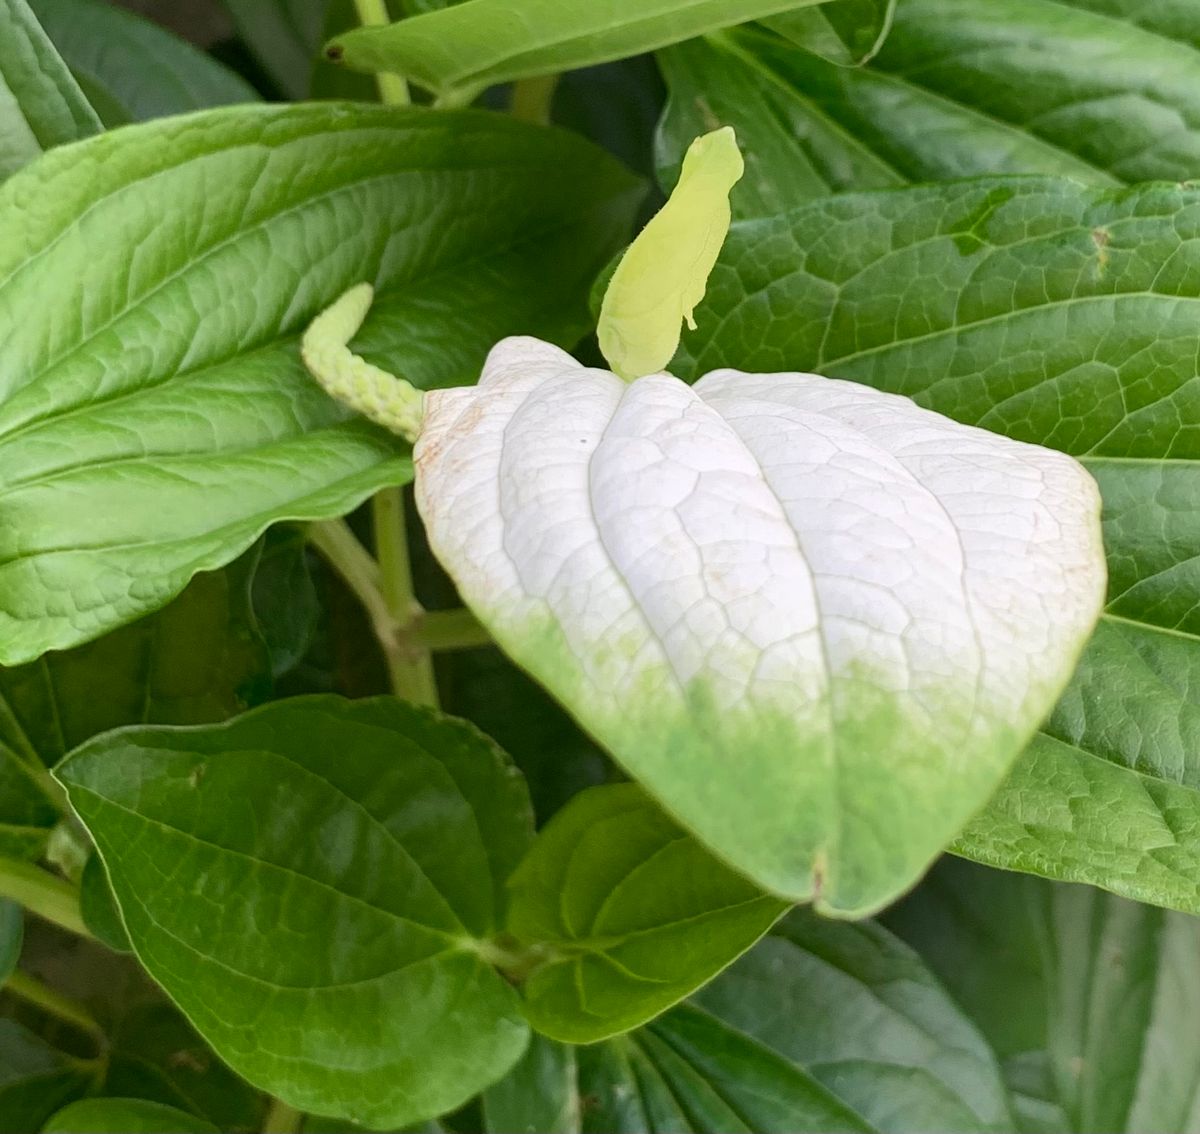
[0,855,90,939]
[262,1097,304,1134]
[352,0,410,106]
[5,968,105,1044]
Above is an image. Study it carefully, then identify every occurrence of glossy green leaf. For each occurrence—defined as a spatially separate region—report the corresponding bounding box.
[0,1020,89,1134]
[26,0,258,127]
[483,1034,578,1134]
[0,899,21,983]
[578,1005,874,1133]
[680,177,1200,912]
[221,0,329,99]
[695,910,1016,1132]
[103,1003,265,1133]
[764,0,897,66]
[0,103,641,665]
[657,0,1200,218]
[508,784,786,1042]
[889,859,1200,1133]
[42,1098,218,1134]
[327,0,839,100]
[55,696,536,1128]
[0,0,100,179]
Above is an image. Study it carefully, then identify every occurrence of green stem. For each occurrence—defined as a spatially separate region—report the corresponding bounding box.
[373,491,440,706]
[262,1097,304,1134]
[413,608,491,652]
[0,856,90,939]
[510,73,559,125]
[352,0,410,106]
[5,969,105,1043]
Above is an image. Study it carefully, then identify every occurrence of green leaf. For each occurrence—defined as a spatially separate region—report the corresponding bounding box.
[763,0,897,65]
[55,696,536,1129]
[251,528,319,680]
[508,784,786,1043]
[221,0,329,99]
[327,0,841,100]
[0,103,641,665]
[78,854,129,953]
[678,177,1200,911]
[0,0,100,179]
[0,899,21,983]
[103,1003,265,1133]
[577,1006,874,1133]
[26,0,259,127]
[0,1020,89,1134]
[889,859,1200,1133]
[483,1034,578,1134]
[694,910,1016,1132]
[42,1098,219,1134]
[657,0,1200,218]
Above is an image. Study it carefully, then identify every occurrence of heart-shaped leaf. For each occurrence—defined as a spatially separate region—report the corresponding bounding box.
[0,103,640,665]
[507,784,786,1042]
[415,335,1105,914]
[55,696,537,1129]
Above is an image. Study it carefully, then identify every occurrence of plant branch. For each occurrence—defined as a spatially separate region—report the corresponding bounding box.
[510,74,559,126]
[0,856,91,939]
[373,490,440,706]
[5,968,105,1044]
[352,0,410,106]
[262,1097,304,1134]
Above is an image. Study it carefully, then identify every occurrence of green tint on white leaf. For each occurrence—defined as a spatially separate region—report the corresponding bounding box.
[0,103,640,666]
[414,336,1106,914]
[326,0,842,100]
[598,127,743,382]
[0,0,100,179]
[55,696,536,1129]
[507,784,786,1042]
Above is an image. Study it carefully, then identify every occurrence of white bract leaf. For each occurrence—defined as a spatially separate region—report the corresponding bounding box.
[415,338,1106,915]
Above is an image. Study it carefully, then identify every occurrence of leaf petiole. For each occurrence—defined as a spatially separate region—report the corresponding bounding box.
[0,855,91,940]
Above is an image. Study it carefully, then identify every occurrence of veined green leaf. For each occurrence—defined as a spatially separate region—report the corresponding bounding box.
[578,1005,875,1133]
[657,0,1200,218]
[42,1099,219,1134]
[763,0,897,66]
[679,177,1200,912]
[508,784,787,1042]
[483,1034,579,1134]
[326,0,841,100]
[694,910,1016,1132]
[27,0,258,127]
[55,696,536,1129]
[889,859,1200,1133]
[0,103,641,666]
[0,0,100,180]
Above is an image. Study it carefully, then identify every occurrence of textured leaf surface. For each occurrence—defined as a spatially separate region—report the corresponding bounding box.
[889,859,1200,1133]
[695,909,1016,1132]
[42,1098,219,1134]
[764,0,897,66]
[27,0,258,126]
[508,784,786,1041]
[416,335,1104,913]
[0,103,640,665]
[55,696,536,1128]
[0,0,100,179]
[680,177,1200,911]
[578,1005,874,1133]
[327,0,837,98]
[657,0,1200,218]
